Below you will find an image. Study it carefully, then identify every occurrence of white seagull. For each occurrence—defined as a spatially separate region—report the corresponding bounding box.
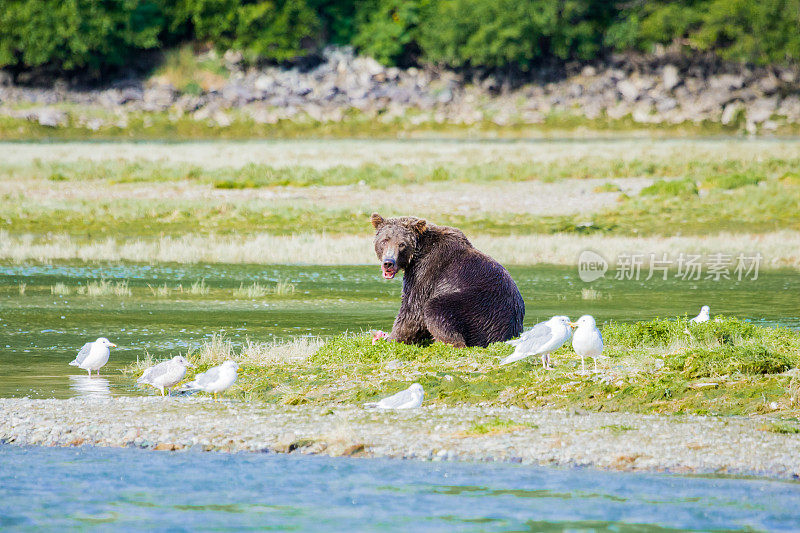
[690,305,710,324]
[69,337,116,377]
[181,360,239,399]
[364,383,424,409]
[500,316,573,369]
[137,355,194,396]
[571,315,605,374]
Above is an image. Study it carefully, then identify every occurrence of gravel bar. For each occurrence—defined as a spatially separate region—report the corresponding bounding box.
[2,398,799,479]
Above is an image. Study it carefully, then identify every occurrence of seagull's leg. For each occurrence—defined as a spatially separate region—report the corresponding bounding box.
[160,387,164,396]
[167,387,171,397]
[87,369,92,378]
[581,355,586,375]
[593,358,599,373]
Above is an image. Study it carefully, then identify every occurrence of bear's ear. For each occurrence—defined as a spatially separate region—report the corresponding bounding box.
[370,213,385,229]
[413,218,427,235]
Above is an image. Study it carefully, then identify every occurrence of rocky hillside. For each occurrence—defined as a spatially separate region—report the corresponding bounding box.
[1,46,798,134]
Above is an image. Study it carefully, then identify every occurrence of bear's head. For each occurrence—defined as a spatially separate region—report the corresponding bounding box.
[371,213,427,279]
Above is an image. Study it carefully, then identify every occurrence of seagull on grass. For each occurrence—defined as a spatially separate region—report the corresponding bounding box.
[500,316,573,369]
[364,383,424,409]
[137,355,193,396]
[181,360,239,399]
[69,337,116,377]
[571,315,605,374]
[690,305,710,324]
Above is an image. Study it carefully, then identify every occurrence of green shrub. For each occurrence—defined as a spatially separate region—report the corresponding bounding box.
[3,0,800,73]
[351,0,421,66]
[417,0,613,70]
[173,0,320,62]
[0,0,165,70]
[607,0,800,66]
[602,318,690,347]
[640,178,698,197]
[703,173,762,190]
[667,345,792,378]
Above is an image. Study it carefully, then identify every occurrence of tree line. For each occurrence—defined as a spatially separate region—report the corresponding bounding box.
[1,0,798,74]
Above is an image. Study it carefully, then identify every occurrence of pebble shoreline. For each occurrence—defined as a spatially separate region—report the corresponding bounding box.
[2,398,800,479]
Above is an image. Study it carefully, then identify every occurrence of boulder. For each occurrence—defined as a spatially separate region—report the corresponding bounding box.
[747,97,778,123]
[33,108,67,127]
[662,64,680,92]
[721,102,743,125]
[616,80,639,102]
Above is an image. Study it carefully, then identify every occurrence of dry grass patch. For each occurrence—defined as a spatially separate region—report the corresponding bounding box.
[77,279,132,297]
[50,282,72,296]
[3,231,800,268]
[188,279,209,295]
[190,333,323,367]
[232,280,296,298]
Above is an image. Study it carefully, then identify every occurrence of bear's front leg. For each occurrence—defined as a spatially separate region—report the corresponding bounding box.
[389,307,431,344]
[423,296,468,348]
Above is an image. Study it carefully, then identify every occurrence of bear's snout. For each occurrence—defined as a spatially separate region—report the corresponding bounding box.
[382,258,397,279]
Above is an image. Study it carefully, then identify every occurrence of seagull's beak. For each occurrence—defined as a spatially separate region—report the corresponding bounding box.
[109,343,117,348]
[568,322,577,328]
[187,362,195,368]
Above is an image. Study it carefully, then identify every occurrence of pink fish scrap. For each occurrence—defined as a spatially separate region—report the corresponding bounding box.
[371,330,389,345]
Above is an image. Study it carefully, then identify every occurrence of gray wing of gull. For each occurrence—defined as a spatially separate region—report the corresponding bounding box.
[516,322,554,354]
[72,342,93,365]
[379,387,417,408]
[138,361,171,383]
[193,366,223,388]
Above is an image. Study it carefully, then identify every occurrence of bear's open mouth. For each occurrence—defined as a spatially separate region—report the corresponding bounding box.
[381,265,396,279]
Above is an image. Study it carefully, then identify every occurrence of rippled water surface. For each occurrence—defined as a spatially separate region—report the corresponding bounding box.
[2,446,799,531]
[1,261,798,398]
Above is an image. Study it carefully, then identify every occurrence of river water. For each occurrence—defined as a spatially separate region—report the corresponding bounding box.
[2,261,800,530]
[2,261,798,399]
[2,445,799,531]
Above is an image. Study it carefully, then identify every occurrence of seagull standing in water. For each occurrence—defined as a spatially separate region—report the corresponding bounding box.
[181,360,239,399]
[138,355,194,396]
[571,315,605,374]
[690,305,710,323]
[69,337,116,377]
[500,316,573,369]
[364,383,424,409]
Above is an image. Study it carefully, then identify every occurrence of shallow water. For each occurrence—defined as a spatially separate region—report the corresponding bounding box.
[1,262,798,399]
[2,445,799,532]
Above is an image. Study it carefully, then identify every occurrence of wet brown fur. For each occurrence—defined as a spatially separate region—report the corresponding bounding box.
[371,213,524,348]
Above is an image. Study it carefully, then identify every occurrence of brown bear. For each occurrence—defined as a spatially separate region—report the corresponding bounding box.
[371,213,524,348]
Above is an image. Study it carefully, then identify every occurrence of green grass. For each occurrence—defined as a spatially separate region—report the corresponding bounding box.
[640,178,699,197]
[0,108,773,142]
[135,316,800,417]
[3,181,798,238]
[152,45,229,94]
[465,417,538,436]
[762,422,800,434]
[593,182,621,193]
[600,424,636,434]
[4,155,799,239]
[5,155,799,189]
